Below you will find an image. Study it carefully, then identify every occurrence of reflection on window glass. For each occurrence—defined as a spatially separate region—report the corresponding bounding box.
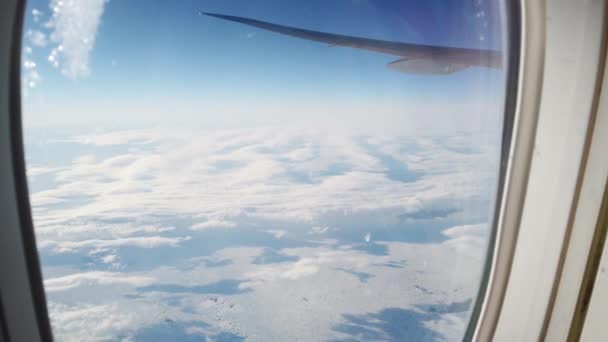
[22,0,507,341]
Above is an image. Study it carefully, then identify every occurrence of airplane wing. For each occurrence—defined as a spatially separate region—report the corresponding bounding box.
[202,12,502,74]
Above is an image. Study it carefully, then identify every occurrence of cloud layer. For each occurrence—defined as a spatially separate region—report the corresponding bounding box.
[26,126,500,341]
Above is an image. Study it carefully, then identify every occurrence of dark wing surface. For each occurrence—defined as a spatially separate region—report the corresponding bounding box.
[203,12,502,74]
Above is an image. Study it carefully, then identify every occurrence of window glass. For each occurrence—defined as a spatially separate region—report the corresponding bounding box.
[21,1,508,340]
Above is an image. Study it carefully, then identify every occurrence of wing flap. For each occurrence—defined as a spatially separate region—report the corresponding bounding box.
[387,58,469,74]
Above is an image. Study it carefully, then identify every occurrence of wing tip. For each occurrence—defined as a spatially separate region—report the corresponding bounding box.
[199,12,238,21]
[200,12,220,17]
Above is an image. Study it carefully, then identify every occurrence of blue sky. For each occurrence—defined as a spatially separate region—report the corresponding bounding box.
[22,0,504,129]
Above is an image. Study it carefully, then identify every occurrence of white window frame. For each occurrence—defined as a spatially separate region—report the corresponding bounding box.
[1,0,608,341]
[473,1,608,341]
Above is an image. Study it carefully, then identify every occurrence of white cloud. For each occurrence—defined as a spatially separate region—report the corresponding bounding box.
[241,249,373,289]
[280,258,320,280]
[46,0,108,78]
[101,254,118,264]
[27,166,61,177]
[424,311,470,341]
[442,223,486,238]
[34,221,175,240]
[99,253,122,269]
[39,236,190,253]
[310,226,330,235]
[442,224,488,259]
[28,128,499,256]
[265,229,287,239]
[44,271,154,292]
[191,220,237,231]
[68,128,166,146]
[48,303,138,342]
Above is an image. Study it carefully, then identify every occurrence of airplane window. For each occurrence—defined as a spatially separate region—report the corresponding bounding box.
[20,0,510,341]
